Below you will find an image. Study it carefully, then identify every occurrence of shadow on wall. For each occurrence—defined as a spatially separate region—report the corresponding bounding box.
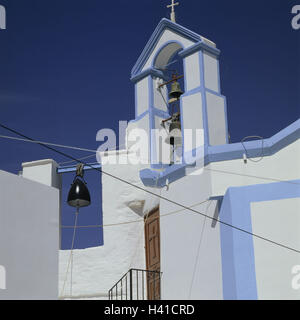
[211,198,223,228]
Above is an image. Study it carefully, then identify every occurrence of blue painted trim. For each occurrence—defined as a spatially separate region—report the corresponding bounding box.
[216,56,222,93]
[151,163,171,170]
[153,108,170,119]
[179,41,220,59]
[140,119,300,187]
[182,57,188,92]
[131,67,167,83]
[223,96,229,144]
[199,50,210,151]
[149,76,156,166]
[131,18,203,77]
[151,40,184,69]
[220,188,257,299]
[219,179,300,299]
[207,118,300,162]
[57,162,101,174]
[134,84,138,118]
[205,87,224,97]
[129,110,149,124]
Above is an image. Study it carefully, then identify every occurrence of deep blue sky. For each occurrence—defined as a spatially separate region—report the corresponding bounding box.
[0,0,299,249]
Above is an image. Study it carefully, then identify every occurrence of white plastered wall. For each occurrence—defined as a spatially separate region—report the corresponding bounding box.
[153,77,168,113]
[181,91,204,154]
[251,197,300,300]
[203,52,219,93]
[136,77,150,116]
[206,92,227,146]
[59,152,157,299]
[210,139,300,197]
[159,169,223,300]
[184,52,201,91]
[0,169,60,300]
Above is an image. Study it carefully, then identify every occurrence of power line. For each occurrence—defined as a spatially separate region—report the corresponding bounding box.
[0,122,300,254]
[61,198,211,229]
[0,132,298,185]
[61,209,79,297]
[0,134,98,154]
[241,135,265,163]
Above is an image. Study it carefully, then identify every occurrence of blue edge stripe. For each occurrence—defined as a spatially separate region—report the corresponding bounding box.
[219,179,300,299]
[139,118,300,188]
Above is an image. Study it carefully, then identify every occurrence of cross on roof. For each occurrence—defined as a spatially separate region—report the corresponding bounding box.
[167,0,179,23]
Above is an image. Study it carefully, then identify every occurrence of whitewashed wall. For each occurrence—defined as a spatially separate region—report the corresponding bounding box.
[210,139,300,197]
[59,151,156,299]
[159,169,224,300]
[251,198,300,300]
[0,168,60,300]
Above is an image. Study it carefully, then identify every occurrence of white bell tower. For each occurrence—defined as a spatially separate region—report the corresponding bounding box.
[128,18,228,168]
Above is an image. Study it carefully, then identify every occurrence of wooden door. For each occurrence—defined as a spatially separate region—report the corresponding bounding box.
[144,207,161,300]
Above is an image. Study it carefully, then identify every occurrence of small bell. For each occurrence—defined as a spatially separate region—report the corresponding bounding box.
[67,164,91,208]
[67,177,91,208]
[165,113,182,146]
[169,80,183,101]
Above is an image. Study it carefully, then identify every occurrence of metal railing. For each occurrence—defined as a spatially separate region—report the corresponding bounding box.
[108,268,161,300]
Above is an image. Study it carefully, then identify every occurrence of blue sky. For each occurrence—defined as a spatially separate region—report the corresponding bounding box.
[0,0,299,249]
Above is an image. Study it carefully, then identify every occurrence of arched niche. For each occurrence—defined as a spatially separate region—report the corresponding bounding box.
[152,41,183,71]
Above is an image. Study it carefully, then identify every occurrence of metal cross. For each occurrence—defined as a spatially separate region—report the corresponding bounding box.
[167,0,179,23]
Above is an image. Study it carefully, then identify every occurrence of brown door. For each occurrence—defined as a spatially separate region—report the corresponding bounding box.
[144,207,161,300]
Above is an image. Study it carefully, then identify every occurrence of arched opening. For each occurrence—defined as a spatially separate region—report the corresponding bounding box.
[153,42,185,100]
[153,42,185,165]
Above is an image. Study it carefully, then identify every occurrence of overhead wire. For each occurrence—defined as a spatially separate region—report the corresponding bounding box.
[60,209,79,297]
[0,122,300,255]
[129,175,161,270]
[188,200,213,299]
[241,135,265,163]
[0,131,297,185]
[58,142,128,166]
[61,198,211,229]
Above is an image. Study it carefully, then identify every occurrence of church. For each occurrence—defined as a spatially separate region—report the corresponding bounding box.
[0,4,299,300]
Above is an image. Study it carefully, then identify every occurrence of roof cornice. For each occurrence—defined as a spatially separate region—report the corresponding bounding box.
[131,18,203,78]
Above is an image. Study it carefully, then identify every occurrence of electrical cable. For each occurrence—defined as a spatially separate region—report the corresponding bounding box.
[241,135,265,163]
[0,131,297,185]
[61,209,79,297]
[129,175,161,270]
[188,200,213,299]
[0,122,300,255]
[61,198,211,229]
[0,134,98,154]
[58,143,128,165]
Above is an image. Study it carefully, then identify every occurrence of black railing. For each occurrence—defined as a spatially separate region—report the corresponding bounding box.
[108,268,161,300]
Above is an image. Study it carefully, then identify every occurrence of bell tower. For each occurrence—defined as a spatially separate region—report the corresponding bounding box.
[128,18,228,168]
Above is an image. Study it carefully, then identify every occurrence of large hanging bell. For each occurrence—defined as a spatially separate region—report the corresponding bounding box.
[169,81,183,101]
[67,177,91,208]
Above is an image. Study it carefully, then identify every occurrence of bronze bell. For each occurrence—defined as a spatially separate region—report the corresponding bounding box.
[165,113,182,146]
[169,81,183,101]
